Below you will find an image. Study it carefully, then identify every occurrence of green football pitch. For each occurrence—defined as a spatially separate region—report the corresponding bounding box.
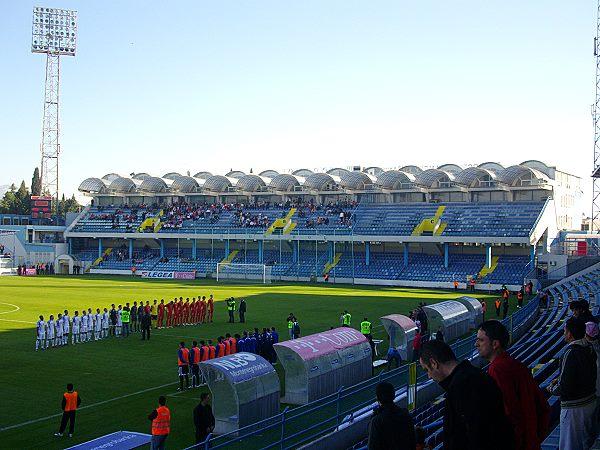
[0,275,502,449]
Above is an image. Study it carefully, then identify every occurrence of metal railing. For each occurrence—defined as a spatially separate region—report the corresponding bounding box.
[184,296,539,450]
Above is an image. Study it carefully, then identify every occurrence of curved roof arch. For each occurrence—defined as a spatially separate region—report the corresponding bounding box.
[453,167,497,187]
[376,170,416,190]
[108,177,136,193]
[132,172,152,180]
[520,160,552,177]
[339,171,373,190]
[304,173,337,191]
[138,176,169,193]
[269,173,300,191]
[162,172,182,180]
[259,169,279,178]
[236,174,266,192]
[292,168,314,177]
[170,176,200,193]
[363,166,384,176]
[101,173,121,183]
[497,165,549,186]
[326,167,350,177]
[193,171,213,180]
[78,177,108,193]
[415,169,455,188]
[203,175,232,192]
[478,162,505,173]
[225,170,245,179]
[399,165,423,175]
[437,164,463,174]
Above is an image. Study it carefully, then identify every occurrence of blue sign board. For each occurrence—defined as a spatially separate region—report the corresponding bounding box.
[64,430,152,450]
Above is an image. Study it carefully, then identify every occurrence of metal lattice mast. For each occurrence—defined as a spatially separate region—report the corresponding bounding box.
[594,0,600,232]
[31,6,77,218]
[40,53,60,208]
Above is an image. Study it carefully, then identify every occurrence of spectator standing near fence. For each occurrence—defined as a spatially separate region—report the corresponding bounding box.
[547,317,598,450]
[193,392,215,444]
[148,396,170,450]
[54,383,81,438]
[367,381,415,450]
[476,320,549,450]
[419,340,514,450]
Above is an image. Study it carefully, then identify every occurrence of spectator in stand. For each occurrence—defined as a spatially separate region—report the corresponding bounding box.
[367,381,415,450]
[419,340,514,450]
[476,320,549,450]
[548,317,598,450]
[584,321,600,402]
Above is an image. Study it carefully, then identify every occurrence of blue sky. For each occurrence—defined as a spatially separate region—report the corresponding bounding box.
[0,1,596,205]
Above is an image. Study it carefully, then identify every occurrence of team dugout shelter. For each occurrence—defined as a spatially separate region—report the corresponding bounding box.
[274,327,372,405]
[380,314,418,360]
[199,353,280,434]
[423,300,471,341]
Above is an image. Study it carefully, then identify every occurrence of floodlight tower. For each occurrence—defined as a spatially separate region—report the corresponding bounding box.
[594,0,600,232]
[31,6,77,218]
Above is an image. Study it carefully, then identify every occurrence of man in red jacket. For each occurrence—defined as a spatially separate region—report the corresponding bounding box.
[476,320,550,450]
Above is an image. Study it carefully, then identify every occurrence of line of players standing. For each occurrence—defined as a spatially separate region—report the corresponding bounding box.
[35,295,218,350]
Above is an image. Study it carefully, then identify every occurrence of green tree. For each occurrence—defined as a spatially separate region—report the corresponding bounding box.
[31,167,42,196]
[57,194,81,216]
[0,181,29,214]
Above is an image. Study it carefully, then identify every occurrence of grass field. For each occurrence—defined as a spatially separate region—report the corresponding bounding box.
[0,275,504,449]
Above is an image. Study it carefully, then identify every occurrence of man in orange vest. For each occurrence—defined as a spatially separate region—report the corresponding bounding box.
[495,299,502,318]
[177,342,190,391]
[148,395,170,449]
[54,383,81,437]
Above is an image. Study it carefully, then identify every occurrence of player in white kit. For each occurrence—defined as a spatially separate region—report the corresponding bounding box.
[56,313,64,346]
[87,308,94,341]
[36,315,47,351]
[116,305,123,337]
[102,308,109,338]
[72,311,81,344]
[94,308,102,340]
[80,310,88,343]
[62,310,70,345]
[47,314,56,347]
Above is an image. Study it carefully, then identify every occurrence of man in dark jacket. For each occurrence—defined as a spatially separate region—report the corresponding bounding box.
[548,317,598,449]
[477,320,550,450]
[193,392,215,443]
[420,340,514,450]
[368,381,415,450]
[141,311,151,340]
[239,298,247,323]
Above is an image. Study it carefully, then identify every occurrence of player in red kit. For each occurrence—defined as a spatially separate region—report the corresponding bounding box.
[200,296,207,323]
[166,300,174,328]
[157,299,165,328]
[207,295,214,323]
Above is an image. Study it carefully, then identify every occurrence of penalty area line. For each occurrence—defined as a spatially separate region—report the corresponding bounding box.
[0,318,36,324]
[0,381,178,432]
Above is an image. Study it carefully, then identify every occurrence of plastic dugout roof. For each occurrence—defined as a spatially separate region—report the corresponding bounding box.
[380,314,418,360]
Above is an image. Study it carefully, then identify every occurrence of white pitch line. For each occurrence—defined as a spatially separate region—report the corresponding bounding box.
[0,302,20,315]
[0,381,179,432]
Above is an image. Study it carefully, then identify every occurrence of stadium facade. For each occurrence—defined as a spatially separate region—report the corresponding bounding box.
[0,159,589,288]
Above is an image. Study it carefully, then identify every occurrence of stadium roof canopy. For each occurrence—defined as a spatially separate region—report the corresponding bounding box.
[132,172,152,180]
[78,177,108,193]
[236,174,266,192]
[203,175,232,192]
[326,168,350,177]
[108,177,136,193]
[292,169,314,177]
[259,170,279,178]
[437,164,463,174]
[478,162,504,173]
[304,173,337,191]
[399,165,423,175]
[162,172,182,180]
[269,173,300,191]
[376,170,416,190]
[226,170,245,179]
[101,173,121,183]
[520,160,553,178]
[338,171,373,190]
[364,166,384,176]
[138,176,169,193]
[453,166,497,187]
[170,175,200,193]
[497,165,550,186]
[193,171,213,180]
[415,169,455,188]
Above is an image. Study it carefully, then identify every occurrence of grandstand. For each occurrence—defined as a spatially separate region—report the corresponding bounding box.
[59,160,583,288]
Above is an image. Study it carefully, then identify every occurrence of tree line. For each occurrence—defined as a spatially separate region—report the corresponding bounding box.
[0,167,81,216]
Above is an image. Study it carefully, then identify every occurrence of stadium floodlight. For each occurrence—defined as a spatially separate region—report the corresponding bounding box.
[31,6,78,220]
[32,7,77,56]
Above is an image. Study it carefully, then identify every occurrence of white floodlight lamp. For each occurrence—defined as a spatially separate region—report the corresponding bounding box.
[31,6,77,56]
